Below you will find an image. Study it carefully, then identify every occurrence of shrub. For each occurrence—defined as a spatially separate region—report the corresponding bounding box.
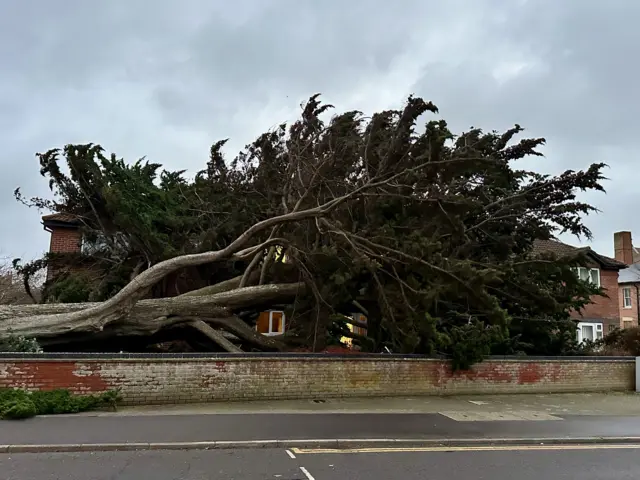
[0,388,121,420]
[0,331,43,353]
[0,399,38,419]
[579,326,640,356]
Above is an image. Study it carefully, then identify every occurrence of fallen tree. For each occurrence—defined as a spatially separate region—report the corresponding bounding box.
[6,95,606,363]
[0,283,303,351]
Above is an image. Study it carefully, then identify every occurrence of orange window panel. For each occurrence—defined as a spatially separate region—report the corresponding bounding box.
[256,312,270,334]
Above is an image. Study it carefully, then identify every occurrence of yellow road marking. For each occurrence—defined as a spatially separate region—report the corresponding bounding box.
[291,444,640,455]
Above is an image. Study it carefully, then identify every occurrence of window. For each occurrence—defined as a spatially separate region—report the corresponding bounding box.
[350,313,368,337]
[576,322,603,343]
[623,287,633,309]
[573,267,600,288]
[256,310,285,336]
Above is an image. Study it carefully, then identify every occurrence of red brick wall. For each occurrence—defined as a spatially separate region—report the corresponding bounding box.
[571,269,621,331]
[0,356,633,405]
[619,284,639,330]
[48,227,81,254]
[46,227,82,281]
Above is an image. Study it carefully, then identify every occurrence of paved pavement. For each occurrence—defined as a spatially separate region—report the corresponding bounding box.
[3,412,640,446]
[3,393,640,478]
[2,445,640,479]
[100,392,640,416]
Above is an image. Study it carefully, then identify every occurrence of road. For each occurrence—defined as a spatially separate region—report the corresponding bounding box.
[2,445,640,479]
[3,412,640,445]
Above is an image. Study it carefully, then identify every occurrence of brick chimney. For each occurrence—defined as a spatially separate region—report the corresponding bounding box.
[614,231,634,265]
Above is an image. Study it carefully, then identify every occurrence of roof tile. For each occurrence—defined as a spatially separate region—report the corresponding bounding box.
[532,239,625,270]
[41,213,81,224]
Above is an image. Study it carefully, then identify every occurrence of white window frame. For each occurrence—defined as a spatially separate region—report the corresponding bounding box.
[576,322,603,343]
[262,310,285,336]
[623,287,633,309]
[573,267,601,288]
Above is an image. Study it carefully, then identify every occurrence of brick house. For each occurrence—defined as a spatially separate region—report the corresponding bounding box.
[533,239,626,341]
[42,213,83,282]
[614,231,640,331]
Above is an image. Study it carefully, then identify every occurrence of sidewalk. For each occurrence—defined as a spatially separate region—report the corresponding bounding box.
[83,391,640,417]
[2,392,640,453]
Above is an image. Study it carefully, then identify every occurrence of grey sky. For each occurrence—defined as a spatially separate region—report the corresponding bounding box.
[0,0,637,262]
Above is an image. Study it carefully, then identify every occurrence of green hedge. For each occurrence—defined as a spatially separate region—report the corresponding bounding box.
[0,388,120,420]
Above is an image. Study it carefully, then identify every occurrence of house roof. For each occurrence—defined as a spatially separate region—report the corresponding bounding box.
[532,239,578,257]
[41,213,81,227]
[532,239,626,270]
[619,264,640,284]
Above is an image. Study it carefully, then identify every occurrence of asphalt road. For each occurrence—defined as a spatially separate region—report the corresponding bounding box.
[3,412,640,445]
[2,446,640,479]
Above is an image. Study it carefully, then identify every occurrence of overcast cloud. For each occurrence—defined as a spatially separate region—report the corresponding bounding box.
[0,0,637,262]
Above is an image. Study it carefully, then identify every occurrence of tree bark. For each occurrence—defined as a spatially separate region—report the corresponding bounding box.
[186,320,243,353]
[179,271,259,297]
[239,251,263,288]
[0,283,304,341]
[39,314,285,352]
[181,315,285,351]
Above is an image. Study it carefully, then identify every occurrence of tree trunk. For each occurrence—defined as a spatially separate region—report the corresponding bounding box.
[0,283,303,351]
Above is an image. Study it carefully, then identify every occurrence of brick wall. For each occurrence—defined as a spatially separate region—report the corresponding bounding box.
[46,227,82,282]
[571,269,621,331]
[48,227,82,254]
[0,355,634,405]
[619,284,639,330]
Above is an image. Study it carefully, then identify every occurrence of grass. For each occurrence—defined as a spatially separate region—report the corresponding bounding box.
[0,387,120,420]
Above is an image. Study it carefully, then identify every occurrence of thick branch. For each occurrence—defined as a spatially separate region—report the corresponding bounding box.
[0,283,304,338]
[259,246,277,285]
[239,249,263,288]
[179,272,258,297]
[181,315,284,351]
[187,320,243,353]
[351,300,369,316]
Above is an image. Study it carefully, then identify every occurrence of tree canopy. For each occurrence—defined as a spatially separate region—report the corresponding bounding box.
[11,95,606,367]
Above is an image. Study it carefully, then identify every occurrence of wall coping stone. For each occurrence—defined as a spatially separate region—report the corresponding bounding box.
[0,352,633,362]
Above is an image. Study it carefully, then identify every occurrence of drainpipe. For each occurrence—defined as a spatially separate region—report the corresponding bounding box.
[636,285,640,327]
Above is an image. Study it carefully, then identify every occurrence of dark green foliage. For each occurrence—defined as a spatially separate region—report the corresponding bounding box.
[0,399,37,419]
[45,274,91,303]
[442,321,507,371]
[14,94,608,366]
[0,388,120,420]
